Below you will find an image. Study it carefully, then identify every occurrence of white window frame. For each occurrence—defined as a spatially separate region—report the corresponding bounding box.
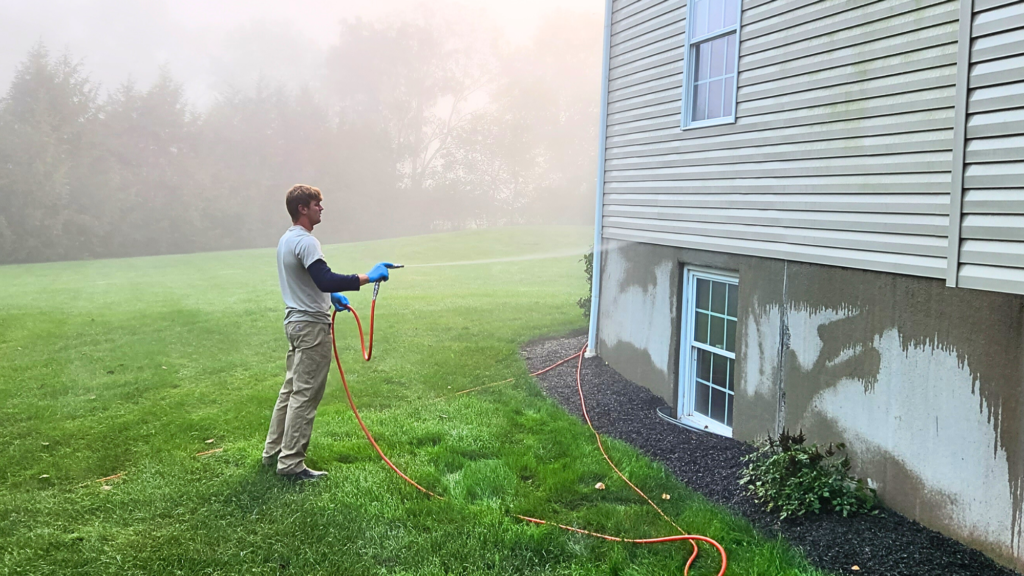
[680,0,743,130]
[677,266,739,437]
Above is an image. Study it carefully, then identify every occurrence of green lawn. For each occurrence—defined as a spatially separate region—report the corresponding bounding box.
[0,226,826,576]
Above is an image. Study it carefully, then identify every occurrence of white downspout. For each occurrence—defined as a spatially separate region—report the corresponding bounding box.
[586,0,614,358]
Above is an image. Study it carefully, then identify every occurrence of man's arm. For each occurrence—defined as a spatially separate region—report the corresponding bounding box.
[306,259,370,293]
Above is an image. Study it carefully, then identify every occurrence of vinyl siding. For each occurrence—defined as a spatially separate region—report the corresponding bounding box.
[955,1,1024,293]
[603,0,960,279]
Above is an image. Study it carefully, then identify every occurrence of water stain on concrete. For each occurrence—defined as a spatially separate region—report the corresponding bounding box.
[758,262,1024,565]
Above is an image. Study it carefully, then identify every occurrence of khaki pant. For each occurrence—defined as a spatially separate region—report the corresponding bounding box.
[263,321,332,474]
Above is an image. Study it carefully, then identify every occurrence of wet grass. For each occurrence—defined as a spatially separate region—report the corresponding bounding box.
[0,226,827,575]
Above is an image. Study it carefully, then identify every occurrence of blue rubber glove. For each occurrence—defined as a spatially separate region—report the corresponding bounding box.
[331,293,351,313]
[366,262,394,283]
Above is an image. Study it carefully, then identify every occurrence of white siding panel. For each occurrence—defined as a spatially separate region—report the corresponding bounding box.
[605,130,952,169]
[741,0,957,68]
[962,189,1024,213]
[742,0,819,25]
[973,0,1019,12]
[960,240,1024,266]
[611,8,685,49]
[610,35,683,70]
[971,28,1024,63]
[600,0,958,279]
[971,2,1024,38]
[741,0,879,45]
[968,54,1024,87]
[738,23,958,83]
[961,214,1024,241]
[605,227,947,278]
[962,162,1024,188]
[613,0,660,23]
[610,47,686,82]
[607,192,950,214]
[964,107,1024,138]
[609,96,954,144]
[606,152,951,181]
[612,0,682,34]
[738,66,956,117]
[608,101,680,126]
[609,75,682,103]
[605,173,951,194]
[605,216,948,256]
[608,61,683,92]
[607,112,953,157]
[955,0,1024,293]
[604,205,948,235]
[967,81,1024,113]
[964,135,1024,163]
[958,264,1024,294]
[611,21,687,62]
[739,44,957,102]
[614,0,671,25]
[608,87,681,115]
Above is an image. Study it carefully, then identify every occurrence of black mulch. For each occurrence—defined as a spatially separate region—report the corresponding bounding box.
[522,333,1020,576]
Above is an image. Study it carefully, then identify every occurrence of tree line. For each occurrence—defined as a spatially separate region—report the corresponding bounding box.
[0,16,599,264]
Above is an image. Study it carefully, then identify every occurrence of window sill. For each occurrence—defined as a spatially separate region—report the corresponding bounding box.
[657,407,733,438]
[680,117,736,132]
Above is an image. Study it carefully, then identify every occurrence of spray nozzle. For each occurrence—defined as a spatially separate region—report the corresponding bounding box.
[385,264,404,269]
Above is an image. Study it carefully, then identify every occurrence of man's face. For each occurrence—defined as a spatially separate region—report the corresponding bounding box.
[301,200,324,226]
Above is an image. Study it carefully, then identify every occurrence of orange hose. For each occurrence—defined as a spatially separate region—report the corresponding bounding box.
[331,305,441,499]
[569,343,704,574]
[330,301,727,576]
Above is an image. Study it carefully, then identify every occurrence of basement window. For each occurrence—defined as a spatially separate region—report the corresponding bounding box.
[678,267,738,436]
[681,0,742,129]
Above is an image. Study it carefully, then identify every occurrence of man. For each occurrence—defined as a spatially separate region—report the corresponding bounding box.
[262,184,392,481]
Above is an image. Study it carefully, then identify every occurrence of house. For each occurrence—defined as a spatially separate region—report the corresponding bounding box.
[585,0,1024,569]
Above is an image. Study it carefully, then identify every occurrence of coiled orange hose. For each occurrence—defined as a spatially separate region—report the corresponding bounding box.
[329,295,727,576]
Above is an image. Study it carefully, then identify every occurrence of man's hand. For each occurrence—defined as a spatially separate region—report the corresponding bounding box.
[366,262,394,283]
[331,293,351,312]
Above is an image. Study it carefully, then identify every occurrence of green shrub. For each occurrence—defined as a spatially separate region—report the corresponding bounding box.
[576,248,594,319]
[739,429,877,519]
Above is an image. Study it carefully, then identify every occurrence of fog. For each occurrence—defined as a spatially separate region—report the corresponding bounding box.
[0,1,602,264]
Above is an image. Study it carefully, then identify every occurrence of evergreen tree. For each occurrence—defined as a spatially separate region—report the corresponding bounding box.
[0,44,99,262]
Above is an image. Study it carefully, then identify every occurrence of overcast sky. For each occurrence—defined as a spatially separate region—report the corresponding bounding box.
[0,0,603,107]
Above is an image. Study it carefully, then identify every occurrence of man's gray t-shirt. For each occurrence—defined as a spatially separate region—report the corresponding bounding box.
[278,225,331,325]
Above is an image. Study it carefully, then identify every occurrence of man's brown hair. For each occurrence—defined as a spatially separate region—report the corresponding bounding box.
[285,184,323,222]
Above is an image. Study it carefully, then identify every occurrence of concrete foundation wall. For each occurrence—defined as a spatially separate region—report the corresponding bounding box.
[597,237,1024,570]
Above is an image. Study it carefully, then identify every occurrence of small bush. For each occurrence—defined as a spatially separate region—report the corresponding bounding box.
[576,249,594,319]
[739,429,877,519]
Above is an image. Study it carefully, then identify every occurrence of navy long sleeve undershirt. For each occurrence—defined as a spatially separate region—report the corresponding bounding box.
[306,259,361,293]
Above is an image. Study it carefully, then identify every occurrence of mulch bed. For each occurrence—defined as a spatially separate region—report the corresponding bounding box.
[522,333,1020,576]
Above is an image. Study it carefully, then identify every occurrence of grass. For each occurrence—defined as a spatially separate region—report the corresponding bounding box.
[0,226,827,576]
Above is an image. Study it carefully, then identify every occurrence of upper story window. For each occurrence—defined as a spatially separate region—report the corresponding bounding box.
[682,0,742,129]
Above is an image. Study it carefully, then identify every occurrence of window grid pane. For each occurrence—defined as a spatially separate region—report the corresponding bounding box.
[694,82,708,122]
[695,311,709,344]
[695,380,711,417]
[710,387,727,423]
[724,0,739,29]
[710,280,726,314]
[689,33,737,123]
[689,272,738,429]
[709,0,724,33]
[693,0,738,40]
[710,315,725,350]
[696,278,711,311]
[694,0,709,37]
